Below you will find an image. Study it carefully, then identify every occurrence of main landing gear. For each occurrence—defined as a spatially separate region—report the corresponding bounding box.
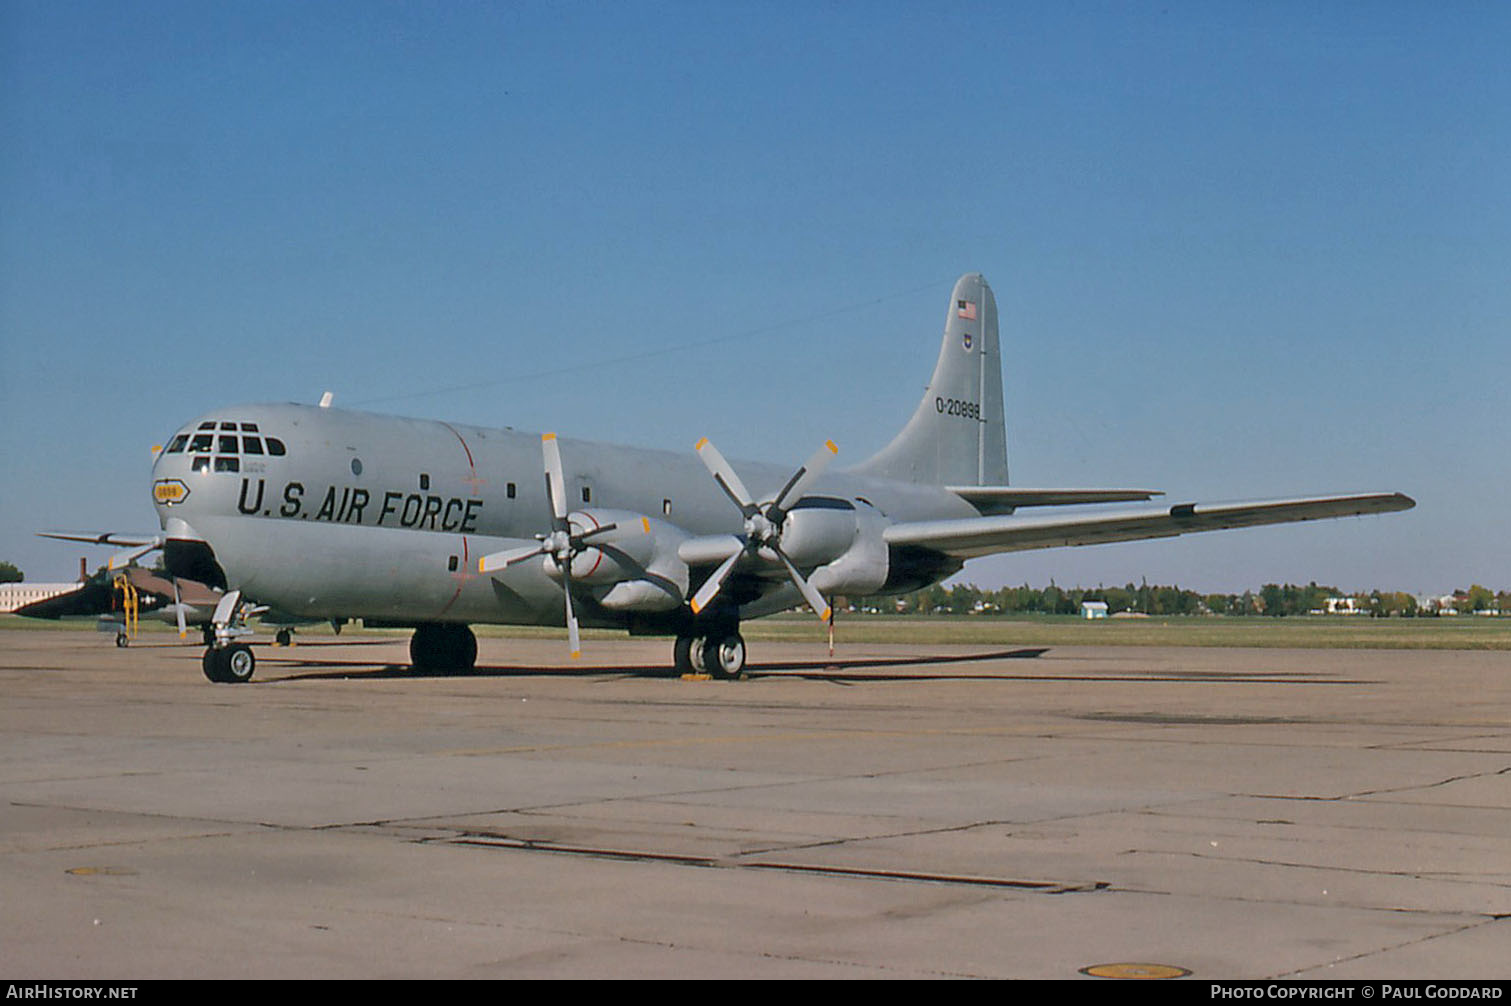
[674,629,746,679]
[410,623,478,673]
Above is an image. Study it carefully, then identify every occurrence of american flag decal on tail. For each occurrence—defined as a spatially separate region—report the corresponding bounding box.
[957,299,977,321]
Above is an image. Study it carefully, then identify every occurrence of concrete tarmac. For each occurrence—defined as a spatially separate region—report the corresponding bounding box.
[1,628,1507,979]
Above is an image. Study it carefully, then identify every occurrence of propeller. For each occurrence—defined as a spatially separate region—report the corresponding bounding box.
[689,438,837,621]
[477,433,617,659]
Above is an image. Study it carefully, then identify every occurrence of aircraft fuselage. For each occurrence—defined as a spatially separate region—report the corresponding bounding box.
[150,403,975,631]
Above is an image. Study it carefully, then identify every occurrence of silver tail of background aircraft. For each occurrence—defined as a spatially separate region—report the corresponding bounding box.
[851,273,1009,487]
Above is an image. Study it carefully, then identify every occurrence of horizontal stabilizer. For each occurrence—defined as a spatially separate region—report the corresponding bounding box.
[39,530,162,547]
[885,492,1415,559]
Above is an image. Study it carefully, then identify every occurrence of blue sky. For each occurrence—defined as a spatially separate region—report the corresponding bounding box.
[2,1,1506,594]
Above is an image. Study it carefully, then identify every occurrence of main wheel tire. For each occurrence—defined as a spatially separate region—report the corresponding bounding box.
[703,633,746,679]
[115,633,129,648]
[202,648,225,683]
[673,635,696,675]
[275,628,292,647]
[410,624,478,673]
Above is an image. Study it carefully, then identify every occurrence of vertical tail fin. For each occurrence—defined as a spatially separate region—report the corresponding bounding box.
[851,273,1008,486]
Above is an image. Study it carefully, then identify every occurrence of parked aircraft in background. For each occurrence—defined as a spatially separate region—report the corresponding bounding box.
[50,274,1414,683]
[15,555,220,645]
[21,536,322,648]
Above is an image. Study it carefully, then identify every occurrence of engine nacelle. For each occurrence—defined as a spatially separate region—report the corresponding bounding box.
[777,497,865,568]
[761,496,892,598]
[543,509,689,612]
[808,500,890,597]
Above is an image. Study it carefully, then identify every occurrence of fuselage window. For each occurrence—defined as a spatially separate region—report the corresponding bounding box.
[447,555,459,572]
[191,456,211,473]
[242,437,264,455]
[218,435,238,454]
[419,473,430,491]
[581,486,591,503]
[166,434,190,454]
[265,438,287,456]
[663,498,672,515]
[506,482,516,499]
[214,457,240,473]
[189,433,214,453]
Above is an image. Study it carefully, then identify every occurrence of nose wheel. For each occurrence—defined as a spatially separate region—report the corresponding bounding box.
[203,643,255,683]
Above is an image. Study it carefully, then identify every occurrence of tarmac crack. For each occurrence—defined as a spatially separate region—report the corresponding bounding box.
[442,832,1106,894]
[1129,848,1511,895]
[1277,915,1508,979]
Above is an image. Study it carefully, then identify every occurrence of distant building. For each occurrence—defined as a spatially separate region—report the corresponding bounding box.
[0,583,79,614]
[1081,600,1109,619]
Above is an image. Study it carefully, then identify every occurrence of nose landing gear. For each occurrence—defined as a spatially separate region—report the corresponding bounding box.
[201,589,257,683]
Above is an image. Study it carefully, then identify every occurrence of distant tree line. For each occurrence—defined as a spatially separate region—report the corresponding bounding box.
[853,581,1511,618]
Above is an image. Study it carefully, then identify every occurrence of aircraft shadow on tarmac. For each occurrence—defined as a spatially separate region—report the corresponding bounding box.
[245,647,1366,685]
[256,646,1052,683]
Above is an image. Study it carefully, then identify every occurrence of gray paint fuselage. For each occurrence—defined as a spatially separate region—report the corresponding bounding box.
[150,403,976,629]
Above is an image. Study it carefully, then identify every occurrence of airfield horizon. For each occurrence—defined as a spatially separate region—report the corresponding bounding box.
[7,611,1509,651]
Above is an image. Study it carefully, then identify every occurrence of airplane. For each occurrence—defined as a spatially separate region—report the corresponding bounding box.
[15,559,222,646]
[20,535,328,648]
[55,273,1413,683]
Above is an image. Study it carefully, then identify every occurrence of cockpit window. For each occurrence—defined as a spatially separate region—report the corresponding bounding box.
[180,423,286,461]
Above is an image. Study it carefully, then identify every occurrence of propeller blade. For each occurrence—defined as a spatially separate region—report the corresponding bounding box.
[561,561,581,659]
[575,522,618,544]
[542,433,568,527]
[478,542,548,574]
[695,438,758,517]
[689,548,743,615]
[564,590,580,658]
[173,577,186,639]
[772,546,832,622]
[769,440,839,515]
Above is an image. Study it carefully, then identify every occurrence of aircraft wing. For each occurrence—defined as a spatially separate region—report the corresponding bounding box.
[884,492,1415,560]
